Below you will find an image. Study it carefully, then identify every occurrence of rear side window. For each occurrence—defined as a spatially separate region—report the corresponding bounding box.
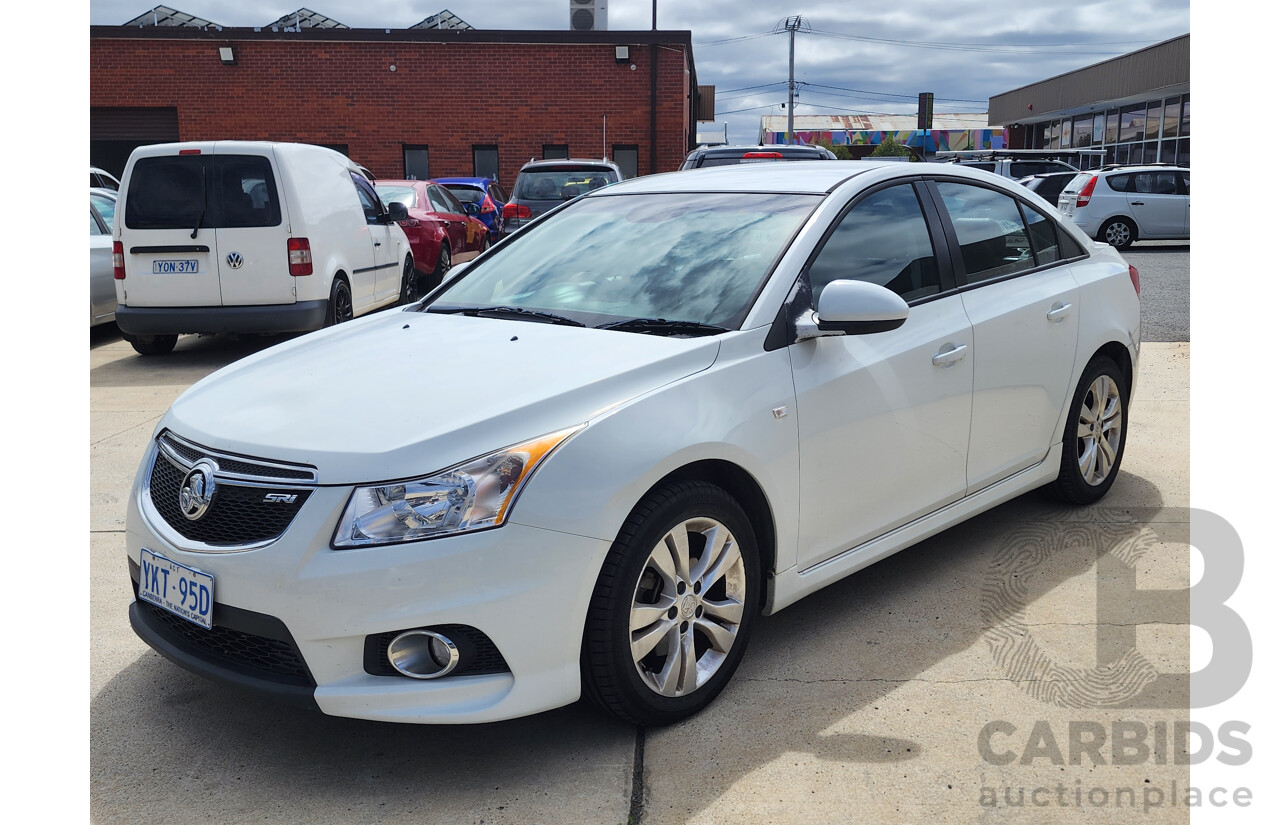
[1104,173,1132,192]
[807,183,941,304]
[935,182,1035,283]
[125,154,280,230]
[1020,204,1060,265]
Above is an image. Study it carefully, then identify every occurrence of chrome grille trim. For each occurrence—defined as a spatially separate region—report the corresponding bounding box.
[158,430,318,484]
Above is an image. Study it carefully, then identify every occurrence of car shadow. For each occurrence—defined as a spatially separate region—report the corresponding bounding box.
[90,470,1177,821]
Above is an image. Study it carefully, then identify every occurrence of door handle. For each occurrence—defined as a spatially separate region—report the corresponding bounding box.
[1046,302,1072,322]
[932,343,968,367]
[373,241,382,246]
[1131,201,1145,206]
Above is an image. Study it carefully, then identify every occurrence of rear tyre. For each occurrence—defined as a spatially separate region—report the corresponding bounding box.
[1047,355,1129,504]
[398,258,420,305]
[430,246,451,291]
[581,481,760,726]
[1098,217,1136,249]
[326,277,353,326]
[124,333,178,356]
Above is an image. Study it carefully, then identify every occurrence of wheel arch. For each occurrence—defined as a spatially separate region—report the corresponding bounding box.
[634,459,777,613]
[1092,340,1134,402]
[1099,214,1138,241]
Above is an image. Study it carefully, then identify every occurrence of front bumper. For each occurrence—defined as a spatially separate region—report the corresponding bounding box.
[117,301,329,336]
[126,462,613,723]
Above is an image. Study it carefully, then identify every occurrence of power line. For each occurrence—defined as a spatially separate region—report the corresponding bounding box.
[692,32,779,47]
[799,82,987,104]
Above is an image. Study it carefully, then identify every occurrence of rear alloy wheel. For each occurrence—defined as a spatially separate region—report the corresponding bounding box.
[582,481,760,725]
[326,278,353,326]
[1048,356,1128,504]
[1099,217,1136,249]
[398,258,420,305]
[431,245,451,290]
[125,333,178,356]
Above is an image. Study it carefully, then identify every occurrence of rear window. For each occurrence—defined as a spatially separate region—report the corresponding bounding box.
[513,169,617,201]
[443,185,485,204]
[375,185,418,208]
[125,154,281,230]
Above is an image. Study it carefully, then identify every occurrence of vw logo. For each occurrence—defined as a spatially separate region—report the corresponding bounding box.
[179,460,219,521]
[226,252,244,269]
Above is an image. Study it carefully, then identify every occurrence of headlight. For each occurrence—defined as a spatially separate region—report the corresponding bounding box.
[332,426,582,548]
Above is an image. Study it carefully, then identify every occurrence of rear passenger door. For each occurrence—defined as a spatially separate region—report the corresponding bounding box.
[927,179,1081,490]
[1126,170,1185,238]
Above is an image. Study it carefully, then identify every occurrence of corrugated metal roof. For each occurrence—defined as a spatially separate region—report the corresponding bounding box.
[760,113,992,132]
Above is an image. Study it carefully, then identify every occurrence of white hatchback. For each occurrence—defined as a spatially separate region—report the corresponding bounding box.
[125,162,1140,726]
[1057,165,1190,248]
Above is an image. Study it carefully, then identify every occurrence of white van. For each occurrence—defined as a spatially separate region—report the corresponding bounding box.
[114,141,413,355]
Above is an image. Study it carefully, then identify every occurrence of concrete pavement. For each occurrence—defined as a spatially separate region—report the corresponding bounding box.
[90,326,1190,824]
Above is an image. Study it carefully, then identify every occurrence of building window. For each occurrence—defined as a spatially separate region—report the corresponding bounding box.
[542,144,569,160]
[1144,101,1162,141]
[473,145,499,180]
[1105,110,1119,145]
[612,145,639,179]
[403,145,429,180]
[1180,95,1190,137]
[1119,108,1144,143]
[1072,117,1091,149]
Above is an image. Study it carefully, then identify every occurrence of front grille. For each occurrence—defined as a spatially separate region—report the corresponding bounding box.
[136,598,313,686]
[364,624,511,678]
[159,431,316,482]
[149,452,311,546]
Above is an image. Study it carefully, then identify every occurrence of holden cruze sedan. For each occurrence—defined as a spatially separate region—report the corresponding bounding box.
[126,162,1140,726]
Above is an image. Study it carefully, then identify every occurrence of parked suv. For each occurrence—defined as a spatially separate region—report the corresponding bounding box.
[500,158,622,237]
[680,144,836,169]
[114,141,413,355]
[1056,165,1190,248]
[954,158,1078,179]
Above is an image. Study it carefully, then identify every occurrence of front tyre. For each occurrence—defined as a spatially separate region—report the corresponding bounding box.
[398,257,419,305]
[581,481,760,726]
[1048,355,1128,504]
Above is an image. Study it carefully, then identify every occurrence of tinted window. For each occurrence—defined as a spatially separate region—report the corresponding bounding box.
[514,169,617,201]
[1104,174,1132,192]
[444,185,484,204]
[808,184,940,304]
[1180,172,1190,195]
[351,174,381,224]
[427,186,458,214]
[490,183,508,203]
[125,155,280,230]
[961,162,996,173]
[1020,203,1060,265]
[1133,171,1179,195]
[935,182,1034,283]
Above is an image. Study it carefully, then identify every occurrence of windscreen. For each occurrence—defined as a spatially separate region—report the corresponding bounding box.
[433,191,819,329]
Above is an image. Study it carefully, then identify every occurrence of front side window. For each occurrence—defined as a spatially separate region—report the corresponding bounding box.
[807,183,941,305]
[432,192,819,329]
[351,174,381,224]
[935,182,1034,283]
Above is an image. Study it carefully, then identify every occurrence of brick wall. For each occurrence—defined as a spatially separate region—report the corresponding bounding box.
[90,32,694,183]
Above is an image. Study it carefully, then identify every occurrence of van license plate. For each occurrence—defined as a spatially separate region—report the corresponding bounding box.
[153,260,198,274]
[138,548,214,629]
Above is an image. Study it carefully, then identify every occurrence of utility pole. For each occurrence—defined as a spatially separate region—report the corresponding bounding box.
[782,16,807,145]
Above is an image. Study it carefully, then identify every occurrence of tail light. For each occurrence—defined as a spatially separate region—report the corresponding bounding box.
[503,203,532,220]
[1129,264,1140,296]
[287,237,313,276]
[112,241,125,280]
[480,196,496,214]
[742,151,784,159]
[1075,176,1098,208]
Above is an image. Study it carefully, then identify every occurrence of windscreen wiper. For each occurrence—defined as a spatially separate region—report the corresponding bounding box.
[427,304,586,327]
[595,317,728,337]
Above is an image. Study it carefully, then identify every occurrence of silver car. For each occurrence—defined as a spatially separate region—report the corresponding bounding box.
[90,188,118,326]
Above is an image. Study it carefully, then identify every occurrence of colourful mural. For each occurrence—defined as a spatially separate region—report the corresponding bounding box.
[764,129,1009,153]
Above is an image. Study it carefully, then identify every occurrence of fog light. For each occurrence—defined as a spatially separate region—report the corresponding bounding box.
[386,630,459,679]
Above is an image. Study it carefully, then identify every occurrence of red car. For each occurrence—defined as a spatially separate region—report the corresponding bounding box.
[375,180,490,299]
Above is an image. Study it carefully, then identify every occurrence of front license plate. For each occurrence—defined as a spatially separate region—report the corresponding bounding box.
[152,259,198,274]
[138,549,214,629]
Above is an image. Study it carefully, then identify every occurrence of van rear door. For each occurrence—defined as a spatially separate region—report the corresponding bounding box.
[210,149,295,307]
[120,153,222,307]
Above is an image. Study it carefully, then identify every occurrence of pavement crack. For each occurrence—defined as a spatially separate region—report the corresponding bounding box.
[628,726,645,824]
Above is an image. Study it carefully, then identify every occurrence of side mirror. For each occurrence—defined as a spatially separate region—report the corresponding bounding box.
[383,202,409,222]
[463,202,481,216]
[796,280,909,341]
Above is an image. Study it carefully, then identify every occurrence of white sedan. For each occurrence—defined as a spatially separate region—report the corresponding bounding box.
[124,162,1140,726]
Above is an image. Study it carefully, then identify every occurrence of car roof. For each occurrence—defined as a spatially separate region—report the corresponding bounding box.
[434,177,492,185]
[1097,165,1189,174]
[692,144,830,155]
[518,158,620,171]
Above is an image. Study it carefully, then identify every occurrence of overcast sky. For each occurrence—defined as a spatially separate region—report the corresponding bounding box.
[88,0,1191,144]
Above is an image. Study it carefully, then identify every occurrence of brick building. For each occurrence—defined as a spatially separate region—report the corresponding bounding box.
[89,24,699,184]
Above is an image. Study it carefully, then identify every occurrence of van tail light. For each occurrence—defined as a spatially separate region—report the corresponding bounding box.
[287,238,313,276]
[480,196,496,214]
[1075,176,1098,208]
[502,203,532,219]
[1129,264,1140,297]
[112,241,125,279]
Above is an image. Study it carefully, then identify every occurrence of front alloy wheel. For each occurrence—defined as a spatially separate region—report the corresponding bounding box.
[582,481,760,725]
[629,517,747,697]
